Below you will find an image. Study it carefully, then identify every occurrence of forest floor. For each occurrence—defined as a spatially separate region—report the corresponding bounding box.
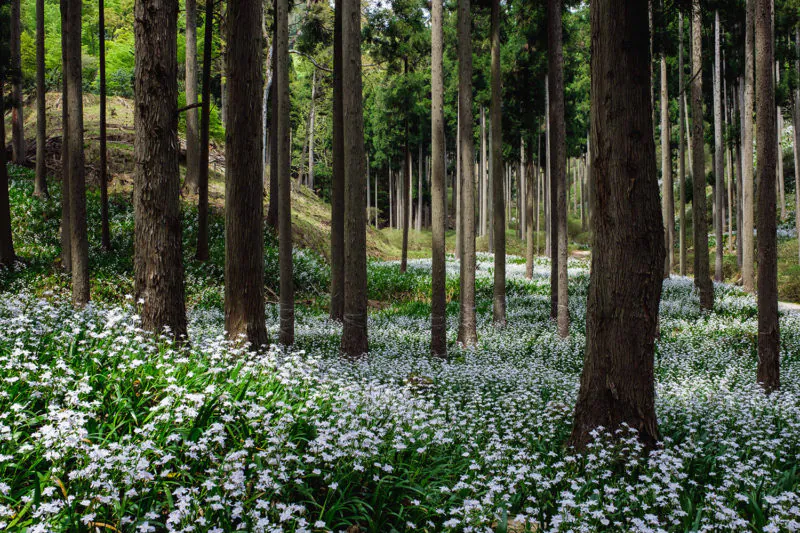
[2,166,800,531]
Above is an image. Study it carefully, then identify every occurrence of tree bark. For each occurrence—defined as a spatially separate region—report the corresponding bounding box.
[691,0,714,310]
[65,0,89,307]
[714,11,724,282]
[183,0,200,194]
[134,0,188,338]
[99,0,111,250]
[195,0,213,261]
[570,0,663,451]
[743,0,756,293]
[545,78,551,258]
[224,0,268,349]
[661,54,673,278]
[794,28,800,265]
[329,0,344,319]
[277,0,294,346]
[400,58,411,272]
[431,0,446,355]
[491,0,505,325]
[525,140,535,279]
[549,0,568,337]
[34,0,48,197]
[678,11,686,276]
[777,62,786,221]
[755,0,780,392]
[456,0,477,347]
[340,0,369,358]
[0,82,16,266]
[11,0,25,165]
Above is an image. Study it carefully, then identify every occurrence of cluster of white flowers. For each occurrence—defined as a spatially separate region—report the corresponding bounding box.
[0,257,799,532]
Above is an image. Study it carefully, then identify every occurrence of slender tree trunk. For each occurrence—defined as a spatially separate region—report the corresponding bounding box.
[525,140,535,279]
[491,0,505,325]
[570,0,663,451]
[736,80,744,269]
[134,0,187,338]
[330,0,345,318]
[714,11,724,281]
[99,0,111,250]
[755,0,780,392]
[267,56,279,229]
[549,0,568,336]
[417,143,423,231]
[430,0,446,357]
[308,70,316,191]
[340,0,369,358]
[277,0,294,346]
[195,0,214,261]
[725,76,734,255]
[65,0,89,307]
[777,62,786,221]
[183,0,200,193]
[691,0,714,309]
[400,58,411,272]
[661,54,673,278]
[545,78,551,258]
[0,82,16,265]
[794,28,800,265]
[224,0,267,349]
[678,11,686,276]
[743,0,756,292]
[34,0,48,197]
[11,0,25,165]
[457,0,477,346]
[456,98,462,259]
[60,0,71,273]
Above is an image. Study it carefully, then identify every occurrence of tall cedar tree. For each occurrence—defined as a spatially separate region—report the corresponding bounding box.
[456,0,477,347]
[60,0,70,273]
[491,0,506,325]
[570,0,664,450]
[329,0,345,320]
[691,0,713,309]
[661,53,672,277]
[525,141,535,278]
[65,0,89,307]
[755,0,780,392]
[133,0,188,338]
[714,11,723,282]
[401,58,411,273]
[183,0,200,194]
[742,0,755,292]
[34,0,48,197]
[549,0,568,337]
[340,0,369,358]
[195,0,213,261]
[0,81,16,265]
[11,0,24,164]
[224,0,268,348]
[277,0,294,346]
[430,0,447,357]
[99,0,111,250]
[678,12,686,275]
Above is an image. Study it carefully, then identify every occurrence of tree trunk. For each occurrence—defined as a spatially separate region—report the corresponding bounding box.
[339,0,369,358]
[224,0,268,349]
[678,11,686,276]
[417,143,423,231]
[481,106,488,238]
[60,0,71,273]
[183,0,200,194]
[308,70,316,191]
[743,0,756,292]
[34,0,48,197]
[330,0,345,319]
[267,55,279,229]
[794,28,800,265]
[545,78,551,259]
[526,140,535,279]
[430,0,446,357]
[714,11,724,282]
[456,97,462,259]
[661,54,673,278]
[134,0,187,338]
[65,0,89,307]
[400,59,411,272]
[755,0,780,392]
[491,0,505,325]
[549,0,568,337]
[277,0,294,346]
[570,0,663,451]
[456,0,477,347]
[195,0,213,261]
[99,0,111,250]
[11,0,25,165]
[0,82,16,265]
[777,62,786,221]
[691,0,714,309]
